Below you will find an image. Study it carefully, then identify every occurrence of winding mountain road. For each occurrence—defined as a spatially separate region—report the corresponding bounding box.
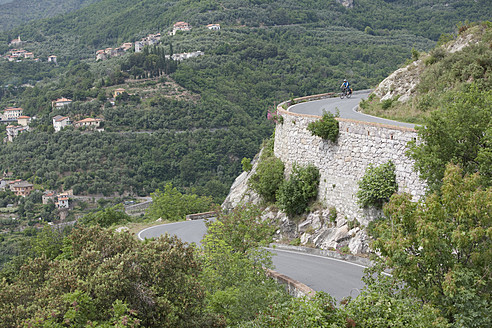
[137,92,415,301]
[289,90,416,129]
[138,220,366,301]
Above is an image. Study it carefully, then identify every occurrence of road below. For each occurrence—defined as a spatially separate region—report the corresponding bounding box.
[138,220,366,301]
[289,91,416,129]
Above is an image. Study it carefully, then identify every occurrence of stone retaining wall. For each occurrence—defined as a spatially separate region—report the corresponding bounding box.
[274,96,426,225]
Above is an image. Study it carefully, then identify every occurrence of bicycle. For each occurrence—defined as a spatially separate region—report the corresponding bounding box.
[340,87,352,99]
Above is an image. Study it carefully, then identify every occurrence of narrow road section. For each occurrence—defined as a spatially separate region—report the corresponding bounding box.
[289,91,416,129]
[138,220,366,301]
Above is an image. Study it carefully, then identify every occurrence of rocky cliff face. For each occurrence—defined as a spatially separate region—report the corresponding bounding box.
[373,27,481,103]
[222,148,371,255]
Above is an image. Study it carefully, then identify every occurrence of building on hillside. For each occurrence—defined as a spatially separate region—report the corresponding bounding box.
[24,52,34,59]
[121,42,133,51]
[3,107,23,120]
[95,50,106,61]
[56,194,70,209]
[9,36,23,47]
[42,191,56,204]
[134,33,161,53]
[0,179,8,191]
[172,22,191,35]
[51,98,72,109]
[207,23,220,30]
[6,125,29,142]
[170,51,204,61]
[9,180,33,197]
[48,55,57,64]
[10,49,27,57]
[74,118,103,129]
[134,41,144,53]
[113,88,126,98]
[17,116,31,126]
[52,115,71,132]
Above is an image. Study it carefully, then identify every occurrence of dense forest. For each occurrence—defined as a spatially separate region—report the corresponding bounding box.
[0,0,101,32]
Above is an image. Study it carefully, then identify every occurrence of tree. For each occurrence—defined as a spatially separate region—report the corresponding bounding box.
[201,204,286,326]
[248,156,285,203]
[79,204,130,227]
[0,226,222,327]
[408,84,492,192]
[372,164,491,327]
[276,164,320,216]
[146,183,214,222]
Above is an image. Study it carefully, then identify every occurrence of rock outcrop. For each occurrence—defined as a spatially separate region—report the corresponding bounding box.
[372,59,425,103]
[222,151,372,255]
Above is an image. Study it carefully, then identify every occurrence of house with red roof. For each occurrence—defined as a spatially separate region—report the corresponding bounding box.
[3,107,23,120]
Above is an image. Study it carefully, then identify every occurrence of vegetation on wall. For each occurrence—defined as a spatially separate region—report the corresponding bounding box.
[306,111,340,142]
[277,164,320,217]
[357,160,398,209]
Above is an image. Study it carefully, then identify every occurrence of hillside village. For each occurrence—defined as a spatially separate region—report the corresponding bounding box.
[2,21,218,63]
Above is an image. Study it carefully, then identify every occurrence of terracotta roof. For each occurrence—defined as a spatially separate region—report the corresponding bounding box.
[17,116,30,119]
[4,107,23,111]
[76,118,102,123]
[54,116,69,122]
[54,98,72,102]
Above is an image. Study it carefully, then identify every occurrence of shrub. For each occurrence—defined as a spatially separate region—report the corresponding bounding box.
[276,164,320,216]
[381,98,393,110]
[241,157,252,172]
[307,111,339,142]
[328,206,337,224]
[356,161,398,209]
[249,156,285,203]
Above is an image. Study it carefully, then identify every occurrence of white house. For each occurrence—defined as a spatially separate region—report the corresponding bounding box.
[171,51,204,61]
[6,125,29,142]
[52,115,71,132]
[172,22,191,35]
[3,107,23,120]
[207,23,220,30]
[56,194,70,209]
[52,98,72,109]
[48,55,57,64]
[74,118,103,128]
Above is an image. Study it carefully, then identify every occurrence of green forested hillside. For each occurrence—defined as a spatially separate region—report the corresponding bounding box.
[0,0,489,201]
[0,0,102,32]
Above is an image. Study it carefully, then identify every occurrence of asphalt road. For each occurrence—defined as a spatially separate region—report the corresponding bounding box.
[138,220,366,301]
[289,91,416,129]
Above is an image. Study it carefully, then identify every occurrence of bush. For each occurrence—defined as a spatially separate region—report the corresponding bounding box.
[276,164,320,216]
[241,157,252,172]
[356,161,398,209]
[307,111,339,142]
[249,157,285,203]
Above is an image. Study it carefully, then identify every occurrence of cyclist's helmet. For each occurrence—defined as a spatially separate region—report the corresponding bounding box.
[344,79,347,82]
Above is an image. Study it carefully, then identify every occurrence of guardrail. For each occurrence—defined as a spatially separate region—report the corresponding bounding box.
[185,211,217,221]
[265,268,315,298]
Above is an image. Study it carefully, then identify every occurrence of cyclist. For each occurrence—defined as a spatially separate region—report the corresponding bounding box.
[340,79,351,95]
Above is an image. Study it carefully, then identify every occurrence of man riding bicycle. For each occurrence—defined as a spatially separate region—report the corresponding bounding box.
[340,79,351,94]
